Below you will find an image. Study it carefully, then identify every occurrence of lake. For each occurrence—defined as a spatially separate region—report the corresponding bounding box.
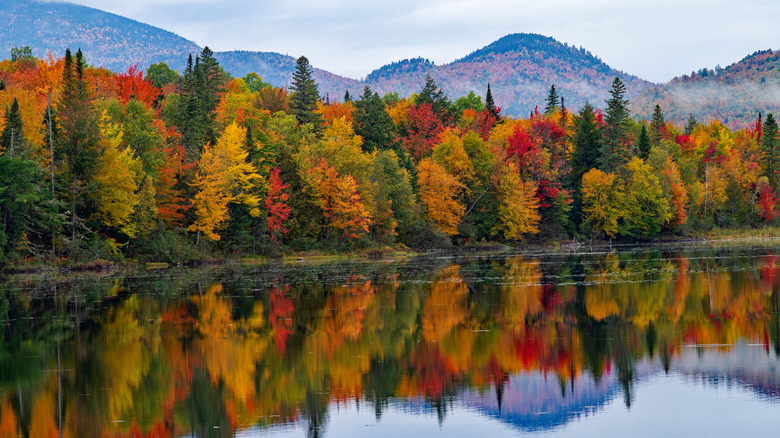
[2,243,780,437]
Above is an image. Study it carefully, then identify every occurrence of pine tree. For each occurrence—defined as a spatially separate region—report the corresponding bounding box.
[544,84,560,116]
[57,48,100,243]
[416,74,452,123]
[344,90,351,102]
[599,77,631,174]
[649,104,665,146]
[636,125,651,160]
[684,115,697,135]
[354,86,396,153]
[484,83,498,118]
[569,102,602,226]
[289,56,322,129]
[1,98,26,157]
[761,113,779,187]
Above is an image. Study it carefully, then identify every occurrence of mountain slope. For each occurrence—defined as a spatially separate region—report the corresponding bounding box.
[347,33,653,117]
[631,50,780,128]
[0,0,201,72]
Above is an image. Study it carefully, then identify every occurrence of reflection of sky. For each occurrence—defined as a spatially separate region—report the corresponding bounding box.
[237,349,780,437]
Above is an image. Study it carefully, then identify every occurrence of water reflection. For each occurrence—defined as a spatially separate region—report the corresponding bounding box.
[1,246,780,436]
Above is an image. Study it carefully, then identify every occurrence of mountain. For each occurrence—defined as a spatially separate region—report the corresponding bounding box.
[350,33,652,117]
[0,0,200,72]
[0,1,654,117]
[631,50,780,129]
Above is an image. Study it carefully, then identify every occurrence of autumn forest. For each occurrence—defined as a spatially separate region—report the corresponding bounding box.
[1,45,779,266]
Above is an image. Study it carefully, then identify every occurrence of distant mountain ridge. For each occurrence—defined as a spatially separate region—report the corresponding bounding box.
[632,49,780,128]
[11,0,769,120]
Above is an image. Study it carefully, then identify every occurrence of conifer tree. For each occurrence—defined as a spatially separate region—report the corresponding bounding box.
[544,84,560,116]
[684,115,697,135]
[599,77,631,174]
[761,113,779,187]
[636,125,651,160]
[354,86,396,153]
[57,48,100,243]
[485,83,498,120]
[1,98,27,156]
[344,90,351,102]
[290,56,322,129]
[416,74,452,122]
[569,102,602,226]
[649,104,665,146]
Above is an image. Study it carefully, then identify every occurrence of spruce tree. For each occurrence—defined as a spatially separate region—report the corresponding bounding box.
[344,90,351,102]
[1,98,26,157]
[354,86,396,153]
[57,48,100,243]
[684,115,697,135]
[569,102,602,226]
[636,125,651,160]
[599,77,631,174]
[761,113,779,187]
[290,56,322,129]
[484,83,499,120]
[416,74,452,122]
[544,84,560,116]
[649,104,665,146]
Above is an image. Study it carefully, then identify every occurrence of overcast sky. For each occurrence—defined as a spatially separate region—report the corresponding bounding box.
[61,0,780,83]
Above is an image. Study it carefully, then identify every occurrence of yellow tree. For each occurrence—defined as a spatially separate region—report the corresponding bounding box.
[94,120,141,236]
[417,157,465,235]
[432,128,475,190]
[189,122,262,241]
[581,168,624,238]
[492,161,540,240]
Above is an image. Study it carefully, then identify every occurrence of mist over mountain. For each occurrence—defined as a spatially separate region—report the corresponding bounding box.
[632,50,780,129]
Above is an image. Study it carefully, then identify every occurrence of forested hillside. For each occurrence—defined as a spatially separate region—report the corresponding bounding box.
[0,0,201,72]
[633,50,780,129]
[1,45,779,267]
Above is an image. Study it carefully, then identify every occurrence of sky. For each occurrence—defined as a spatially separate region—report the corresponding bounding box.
[59,0,780,83]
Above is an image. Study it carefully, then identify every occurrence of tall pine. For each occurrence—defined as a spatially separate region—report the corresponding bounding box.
[289,56,322,129]
[649,104,665,147]
[569,102,602,227]
[544,84,560,116]
[354,86,396,153]
[761,113,779,188]
[57,48,100,243]
[599,77,631,174]
[485,83,499,120]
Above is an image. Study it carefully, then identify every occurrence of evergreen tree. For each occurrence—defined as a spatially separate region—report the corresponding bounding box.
[416,74,452,123]
[684,114,697,135]
[289,56,322,129]
[354,86,396,153]
[636,125,651,160]
[544,84,560,116]
[344,90,351,102]
[485,83,498,120]
[57,48,100,243]
[569,102,602,226]
[649,104,665,146]
[761,113,779,187]
[599,77,631,174]
[1,98,27,157]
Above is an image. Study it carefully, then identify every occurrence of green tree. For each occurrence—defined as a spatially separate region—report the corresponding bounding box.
[761,112,779,187]
[454,91,483,114]
[57,48,101,243]
[636,125,650,160]
[485,83,499,120]
[145,62,180,88]
[416,74,453,123]
[569,102,601,191]
[289,56,322,129]
[354,86,396,153]
[684,114,697,135]
[599,77,632,174]
[620,157,671,237]
[242,72,269,93]
[544,84,560,116]
[1,98,28,157]
[649,104,665,147]
[10,46,33,63]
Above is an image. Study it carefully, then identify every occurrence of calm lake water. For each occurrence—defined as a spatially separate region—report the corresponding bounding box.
[3,243,780,437]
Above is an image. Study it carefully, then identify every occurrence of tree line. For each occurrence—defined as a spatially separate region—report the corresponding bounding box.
[0,46,778,265]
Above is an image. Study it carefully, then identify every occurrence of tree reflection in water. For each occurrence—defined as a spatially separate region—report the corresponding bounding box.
[1,246,780,436]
